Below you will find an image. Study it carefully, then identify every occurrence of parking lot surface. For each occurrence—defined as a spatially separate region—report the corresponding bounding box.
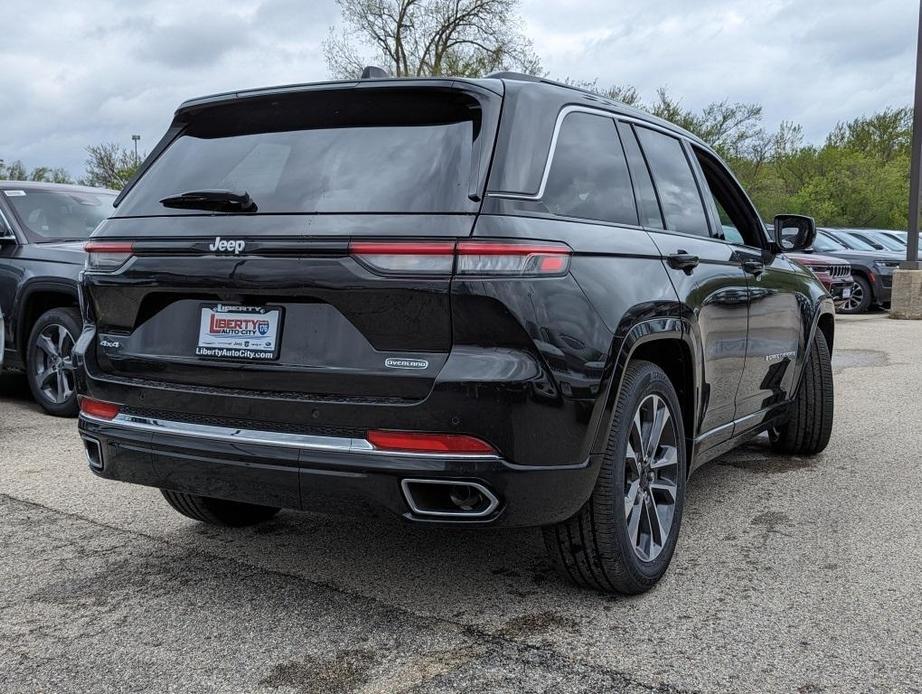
[1,313,920,693]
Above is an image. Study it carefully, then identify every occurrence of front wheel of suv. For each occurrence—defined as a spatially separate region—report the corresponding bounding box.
[26,307,81,417]
[161,490,281,527]
[769,330,833,455]
[543,360,687,594]
[838,275,871,314]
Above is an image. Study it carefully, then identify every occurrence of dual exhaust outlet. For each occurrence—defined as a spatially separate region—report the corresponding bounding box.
[400,479,500,519]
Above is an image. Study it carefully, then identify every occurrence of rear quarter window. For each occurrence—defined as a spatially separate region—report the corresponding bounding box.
[540,111,638,226]
[635,128,710,237]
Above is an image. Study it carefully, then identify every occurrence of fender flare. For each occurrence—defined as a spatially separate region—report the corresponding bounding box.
[14,278,79,357]
[791,296,836,397]
[588,315,700,460]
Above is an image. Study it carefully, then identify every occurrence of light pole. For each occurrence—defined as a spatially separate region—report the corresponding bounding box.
[905,0,922,269]
[891,0,922,317]
[131,135,140,165]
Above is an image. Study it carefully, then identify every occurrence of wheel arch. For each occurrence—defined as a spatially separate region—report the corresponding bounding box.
[15,280,79,360]
[590,317,700,475]
[791,299,836,398]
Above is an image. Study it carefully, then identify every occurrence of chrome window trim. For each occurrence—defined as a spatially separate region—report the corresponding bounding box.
[488,106,694,202]
[79,412,501,460]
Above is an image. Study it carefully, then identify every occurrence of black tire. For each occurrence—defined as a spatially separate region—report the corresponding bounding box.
[26,307,81,417]
[543,360,687,594]
[161,490,280,527]
[769,330,833,455]
[838,275,871,314]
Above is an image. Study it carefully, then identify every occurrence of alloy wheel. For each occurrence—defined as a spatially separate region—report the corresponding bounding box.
[31,323,76,405]
[841,281,864,312]
[624,393,680,562]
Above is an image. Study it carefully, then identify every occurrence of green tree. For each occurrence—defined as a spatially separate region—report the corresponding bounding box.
[0,158,73,183]
[81,143,143,190]
[324,0,540,78]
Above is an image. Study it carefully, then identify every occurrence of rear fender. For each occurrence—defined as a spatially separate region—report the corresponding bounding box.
[588,314,700,466]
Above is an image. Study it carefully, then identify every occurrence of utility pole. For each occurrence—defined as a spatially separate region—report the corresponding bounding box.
[131,135,141,165]
[905,0,922,269]
[891,0,922,317]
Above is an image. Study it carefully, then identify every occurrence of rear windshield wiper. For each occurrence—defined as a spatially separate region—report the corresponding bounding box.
[159,189,257,212]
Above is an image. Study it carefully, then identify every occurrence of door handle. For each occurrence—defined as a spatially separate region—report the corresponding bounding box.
[667,251,699,275]
[742,259,764,276]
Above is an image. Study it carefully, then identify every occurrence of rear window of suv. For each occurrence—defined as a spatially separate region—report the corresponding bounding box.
[115,89,488,217]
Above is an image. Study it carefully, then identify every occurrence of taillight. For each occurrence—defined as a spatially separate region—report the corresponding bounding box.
[456,240,570,276]
[84,241,134,272]
[78,397,120,420]
[367,430,496,455]
[349,239,571,276]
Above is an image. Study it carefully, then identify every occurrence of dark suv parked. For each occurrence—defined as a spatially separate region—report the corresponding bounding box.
[0,181,116,415]
[813,229,902,313]
[75,74,835,593]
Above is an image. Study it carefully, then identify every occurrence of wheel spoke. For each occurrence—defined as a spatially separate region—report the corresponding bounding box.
[56,367,71,403]
[36,334,58,359]
[626,498,643,548]
[650,445,678,470]
[646,399,670,459]
[646,495,664,548]
[56,326,67,353]
[624,480,640,518]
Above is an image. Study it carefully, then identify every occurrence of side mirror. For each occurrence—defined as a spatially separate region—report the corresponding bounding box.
[773,214,816,252]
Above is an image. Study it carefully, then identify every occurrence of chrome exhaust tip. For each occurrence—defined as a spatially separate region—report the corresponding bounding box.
[83,437,104,470]
[400,479,499,518]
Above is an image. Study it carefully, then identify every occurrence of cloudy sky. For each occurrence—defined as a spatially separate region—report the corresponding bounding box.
[0,0,917,179]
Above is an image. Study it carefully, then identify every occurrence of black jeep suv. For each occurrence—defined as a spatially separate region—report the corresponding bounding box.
[0,181,116,415]
[75,74,834,593]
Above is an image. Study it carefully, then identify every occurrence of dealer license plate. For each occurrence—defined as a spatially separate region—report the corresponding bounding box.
[195,304,282,361]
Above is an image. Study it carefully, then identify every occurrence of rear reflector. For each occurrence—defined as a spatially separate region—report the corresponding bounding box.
[367,430,496,455]
[349,239,570,276]
[84,241,134,272]
[78,397,120,421]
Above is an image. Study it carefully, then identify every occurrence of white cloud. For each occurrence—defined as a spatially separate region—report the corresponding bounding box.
[0,0,917,179]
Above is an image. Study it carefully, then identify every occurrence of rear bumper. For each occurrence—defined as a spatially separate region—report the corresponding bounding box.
[78,412,601,527]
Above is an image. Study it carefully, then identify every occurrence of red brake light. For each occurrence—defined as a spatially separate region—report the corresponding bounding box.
[456,240,571,276]
[348,239,571,276]
[79,397,120,421]
[349,240,455,274]
[367,430,496,455]
[84,241,134,253]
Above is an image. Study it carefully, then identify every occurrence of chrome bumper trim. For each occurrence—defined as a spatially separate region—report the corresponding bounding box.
[79,412,500,460]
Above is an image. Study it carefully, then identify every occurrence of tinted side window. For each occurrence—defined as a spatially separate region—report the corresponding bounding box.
[541,112,638,225]
[617,122,663,229]
[635,128,710,236]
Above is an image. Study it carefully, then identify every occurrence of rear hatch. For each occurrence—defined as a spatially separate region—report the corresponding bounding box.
[83,81,501,402]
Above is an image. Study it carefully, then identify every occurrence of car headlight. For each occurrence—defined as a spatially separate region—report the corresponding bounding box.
[873,260,900,273]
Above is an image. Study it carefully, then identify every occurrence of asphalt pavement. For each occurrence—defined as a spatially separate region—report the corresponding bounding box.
[1,313,920,693]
